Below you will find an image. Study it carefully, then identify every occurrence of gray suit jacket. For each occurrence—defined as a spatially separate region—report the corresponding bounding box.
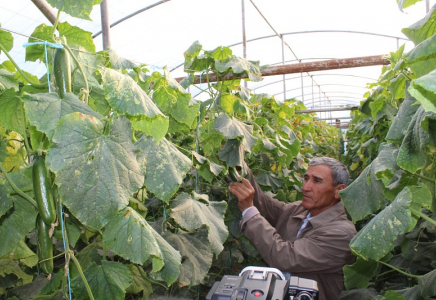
[240,167,356,300]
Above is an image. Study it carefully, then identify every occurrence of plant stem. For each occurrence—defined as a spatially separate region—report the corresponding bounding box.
[0,163,38,208]
[51,10,61,42]
[21,125,34,155]
[0,43,47,88]
[401,70,413,81]
[10,187,34,195]
[378,260,421,278]
[70,252,95,300]
[407,171,436,183]
[63,43,89,104]
[409,207,436,226]
[375,269,396,279]
[144,274,169,290]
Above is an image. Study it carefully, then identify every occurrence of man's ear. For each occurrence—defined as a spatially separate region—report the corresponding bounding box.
[335,184,346,199]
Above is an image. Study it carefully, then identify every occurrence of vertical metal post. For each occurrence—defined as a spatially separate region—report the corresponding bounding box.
[100,0,111,50]
[300,73,304,103]
[426,0,429,13]
[281,35,286,100]
[311,78,314,107]
[241,0,247,88]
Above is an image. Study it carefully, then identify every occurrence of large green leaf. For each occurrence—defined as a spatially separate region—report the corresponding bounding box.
[192,151,224,183]
[59,22,96,53]
[397,106,436,173]
[100,67,168,142]
[280,126,301,156]
[46,0,98,21]
[402,5,436,44]
[134,136,191,202]
[126,265,152,298]
[71,46,102,79]
[349,186,429,261]
[341,143,399,222]
[219,93,239,114]
[213,113,257,152]
[417,268,436,298]
[343,257,379,289]
[397,0,423,12]
[107,48,137,70]
[0,89,25,135]
[0,70,19,92]
[0,259,33,285]
[46,114,144,230]
[183,40,203,70]
[0,194,37,258]
[170,192,228,256]
[152,67,200,127]
[218,138,245,167]
[149,227,182,286]
[26,22,95,63]
[397,269,436,299]
[205,46,233,60]
[408,69,436,114]
[161,226,213,287]
[22,92,102,139]
[69,242,101,280]
[214,56,262,82]
[3,240,37,261]
[386,84,420,144]
[39,269,65,296]
[388,74,407,100]
[256,172,284,193]
[0,178,13,218]
[404,33,436,78]
[25,24,54,62]
[0,29,13,53]
[103,207,169,267]
[71,261,132,300]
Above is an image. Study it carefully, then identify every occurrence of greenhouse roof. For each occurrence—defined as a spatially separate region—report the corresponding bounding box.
[1,0,434,123]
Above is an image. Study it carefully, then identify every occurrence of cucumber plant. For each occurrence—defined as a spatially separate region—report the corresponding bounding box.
[0,1,365,300]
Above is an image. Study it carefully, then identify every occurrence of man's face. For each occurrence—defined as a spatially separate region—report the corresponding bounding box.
[302,164,345,216]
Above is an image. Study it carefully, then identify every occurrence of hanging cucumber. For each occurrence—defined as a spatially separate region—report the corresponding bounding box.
[36,214,54,274]
[33,156,56,225]
[53,46,71,98]
[228,167,242,182]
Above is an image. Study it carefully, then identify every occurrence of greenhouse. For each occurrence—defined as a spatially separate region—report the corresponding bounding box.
[1,0,436,299]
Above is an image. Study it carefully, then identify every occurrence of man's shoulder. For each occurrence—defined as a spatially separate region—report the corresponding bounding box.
[283,200,306,214]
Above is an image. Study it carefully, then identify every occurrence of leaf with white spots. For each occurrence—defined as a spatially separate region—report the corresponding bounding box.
[349,186,429,261]
[170,192,228,256]
[46,114,144,230]
[213,113,258,152]
[103,207,180,279]
[135,136,191,202]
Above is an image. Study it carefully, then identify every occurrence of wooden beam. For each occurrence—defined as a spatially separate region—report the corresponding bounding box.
[175,55,389,84]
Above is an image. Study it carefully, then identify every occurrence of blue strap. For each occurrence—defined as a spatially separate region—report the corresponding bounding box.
[59,203,72,300]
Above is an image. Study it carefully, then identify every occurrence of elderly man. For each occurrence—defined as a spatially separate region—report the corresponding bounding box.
[229,157,356,300]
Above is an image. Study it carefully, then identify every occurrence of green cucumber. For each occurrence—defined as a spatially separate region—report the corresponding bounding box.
[36,214,54,274]
[33,156,56,225]
[53,47,71,98]
[228,167,241,182]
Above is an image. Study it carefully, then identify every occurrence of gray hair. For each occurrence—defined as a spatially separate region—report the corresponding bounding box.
[309,157,349,186]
